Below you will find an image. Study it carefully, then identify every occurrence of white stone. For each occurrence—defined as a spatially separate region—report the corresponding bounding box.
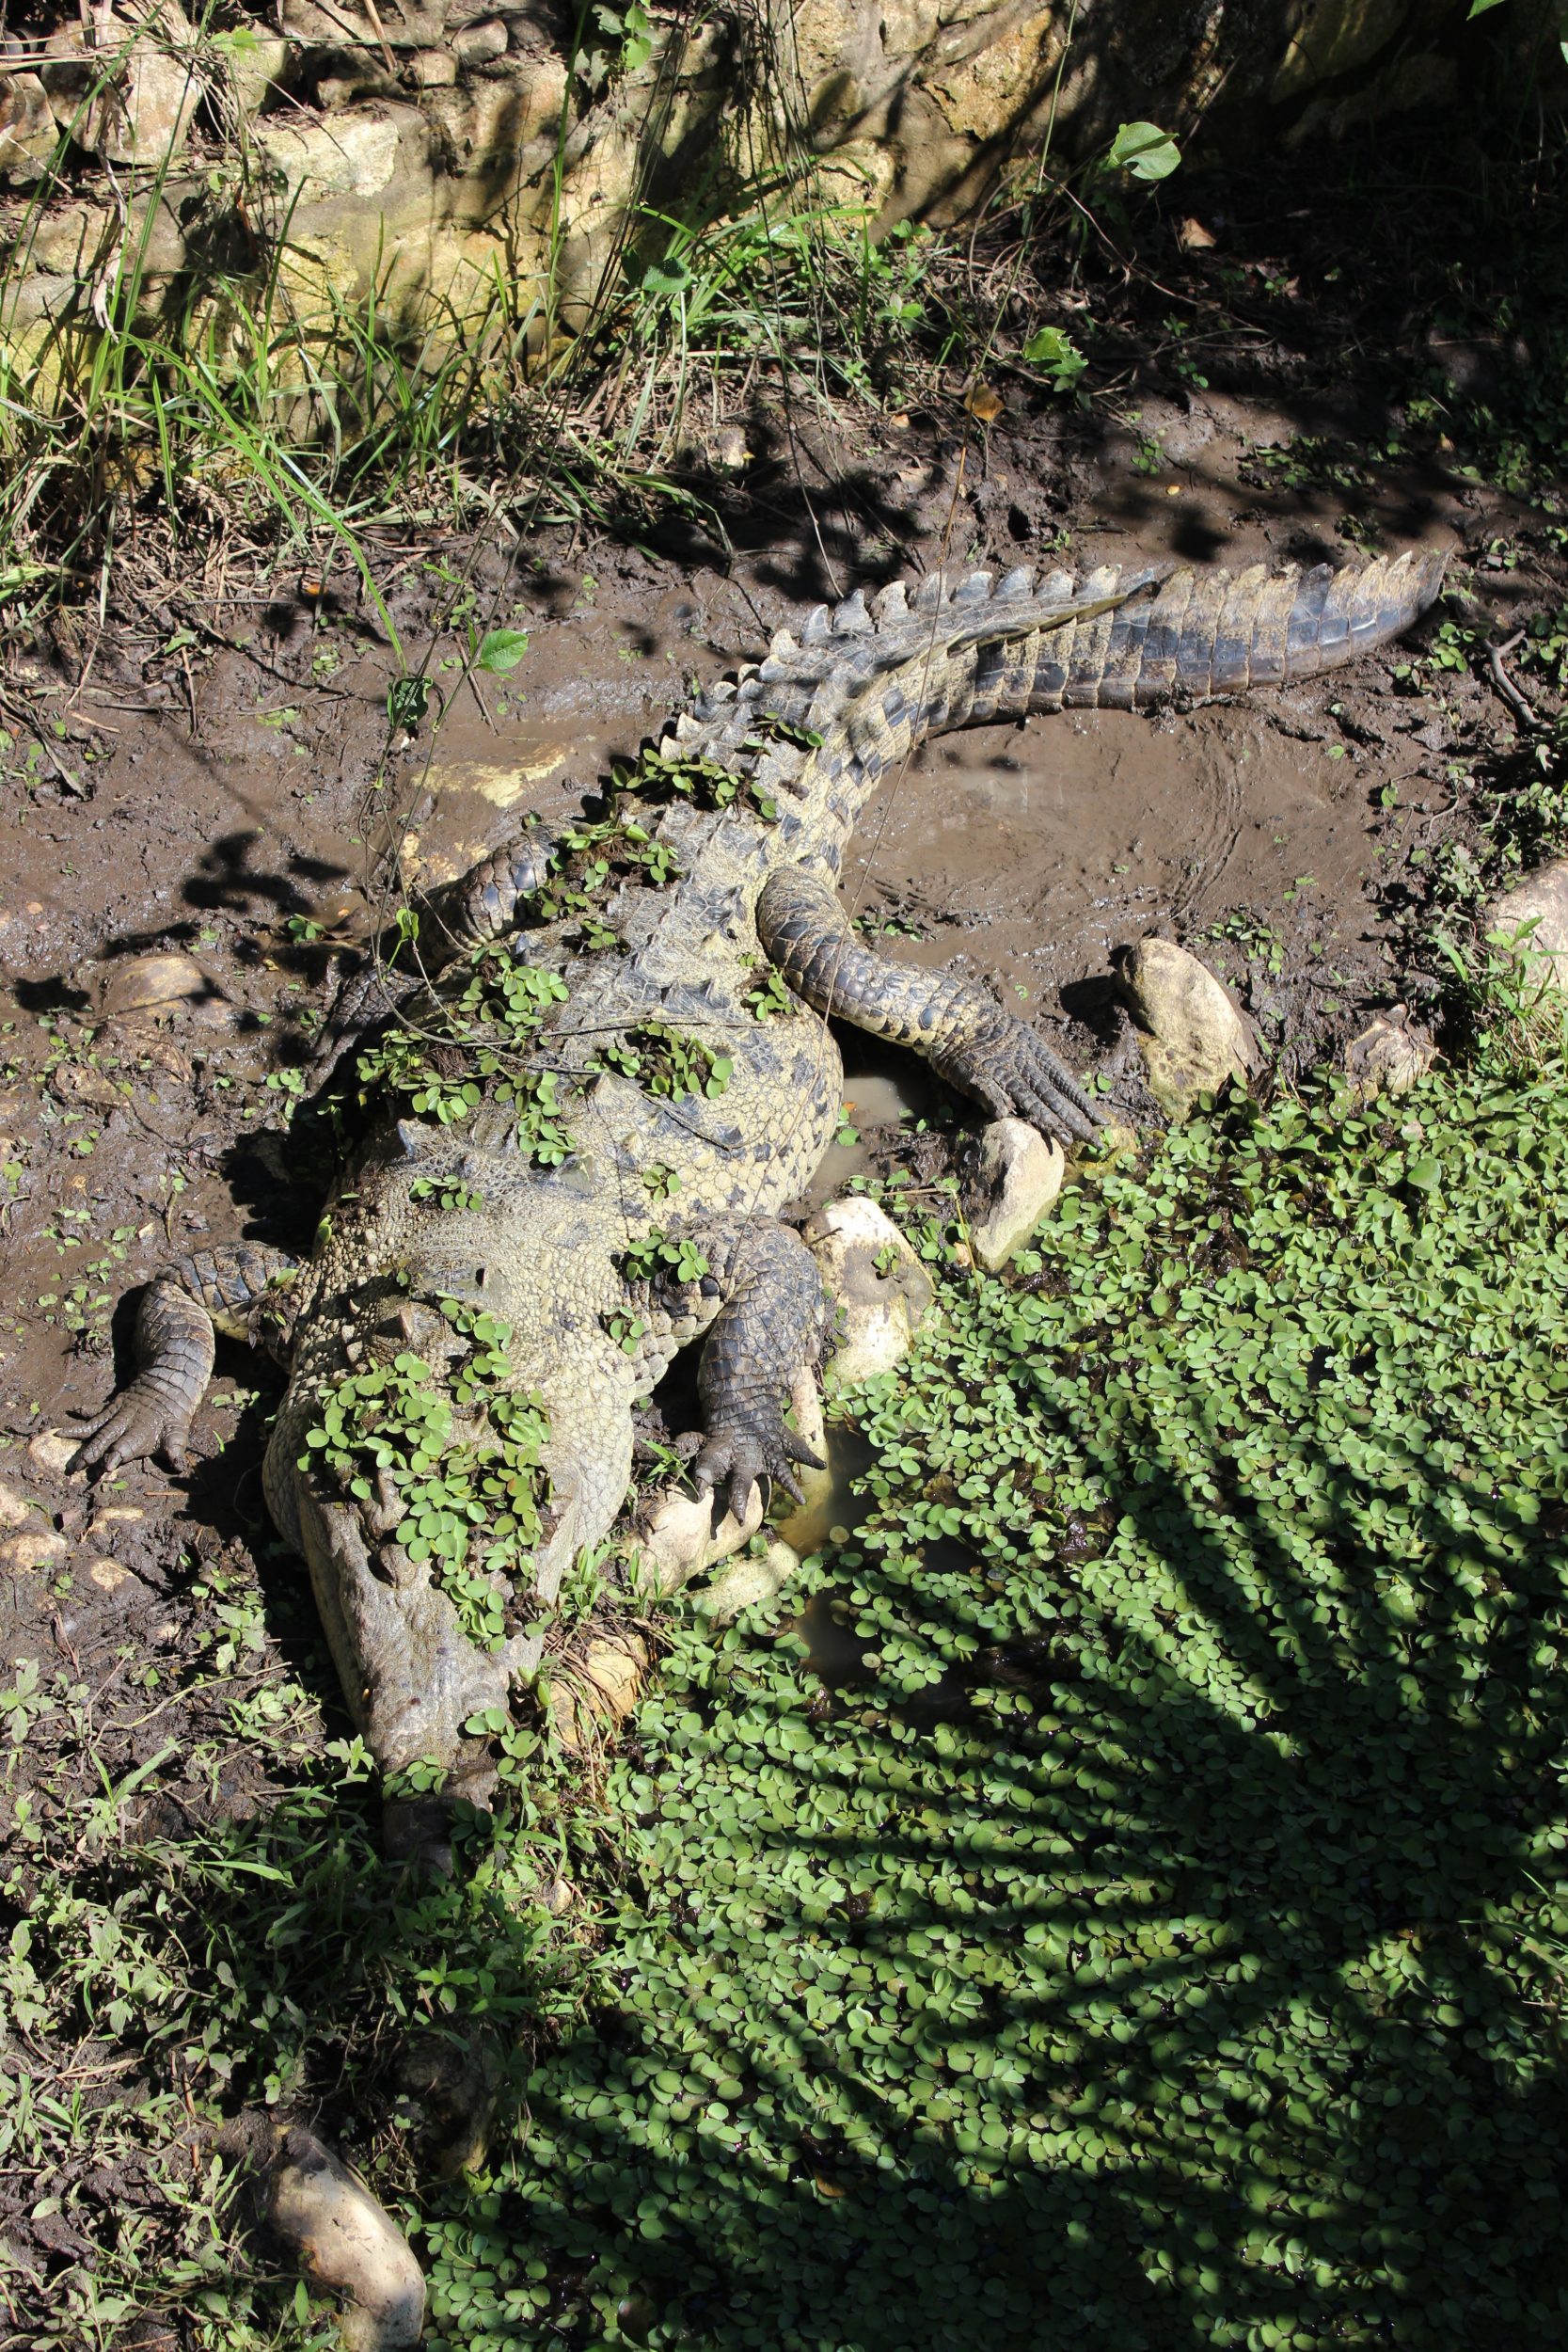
[696,1537,802,1626]
[803,1197,936,1388]
[452,20,509,65]
[258,108,403,199]
[547,1627,648,1747]
[0,1479,36,1530]
[1338,1007,1436,1104]
[216,28,292,118]
[28,1431,80,1475]
[267,2127,425,2352]
[633,1482,765,1597]
[87,1558,134,1595]
[1487,860,1568,997]
[969,1117,1065,1271]
[0,1529,67,1571]
[782,1370,832,1528]
[1114,936,1260,1121]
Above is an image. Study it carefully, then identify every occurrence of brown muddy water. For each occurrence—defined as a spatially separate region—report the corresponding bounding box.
[0,383,1533,1834]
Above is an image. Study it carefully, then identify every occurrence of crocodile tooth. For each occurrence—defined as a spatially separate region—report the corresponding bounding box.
[832,587,871,634]
[956,570,992,602]
[768,628,800,659]
[800,605,832,644]
[912,571,945,612]
[873,581,909,621]
[998,565,1034,599]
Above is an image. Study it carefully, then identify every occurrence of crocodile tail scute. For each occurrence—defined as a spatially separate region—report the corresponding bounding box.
[1031,548,1448,712]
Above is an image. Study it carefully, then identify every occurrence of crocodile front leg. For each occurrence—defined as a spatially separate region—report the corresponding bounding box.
[692,1220,830,1524]
[69,1242,300,1475]
[756,866,1101,1146]
[633,1217,829,1525]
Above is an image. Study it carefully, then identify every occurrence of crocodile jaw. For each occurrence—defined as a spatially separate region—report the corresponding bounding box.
[294,1479,516,1786]
[282,1379,635,1790]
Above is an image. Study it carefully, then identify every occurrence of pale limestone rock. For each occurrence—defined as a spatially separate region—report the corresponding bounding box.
[0,74,59,183]
[1114,937,1260,1121]
[1339,1007,1436,1104]
[266,2127,425,2352]
[1487,861,1568,997]
[0,1479,36,1530]
[634,1482,765,1598]
[782,1371,832,1531]
[28,1431,80,1475]
[409,49,458,88]
[970,1117,1065,1272]
[87,1558,135,1596]
[804,1197,937,1389]
[215,29,291,119]
[697,1538,802,1626]
[452,19,509,66]
[258,107,404,199]
[42,7,203,168]
[0,1529,67,1571]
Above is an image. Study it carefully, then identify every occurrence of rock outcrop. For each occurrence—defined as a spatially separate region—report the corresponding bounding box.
[0,2,1530,391]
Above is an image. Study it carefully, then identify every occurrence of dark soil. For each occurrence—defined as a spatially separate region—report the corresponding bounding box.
[1,122,1565,2323]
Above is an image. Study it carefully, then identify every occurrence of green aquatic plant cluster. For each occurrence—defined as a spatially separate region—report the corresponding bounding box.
[594,1020,733,1103]
[357,948,575,1161]
[611,740,782,822]
[302,1300,550,1652]
[410,1047,1568,2350]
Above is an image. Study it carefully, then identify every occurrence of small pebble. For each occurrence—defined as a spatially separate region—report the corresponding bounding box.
[0,1529,67,1570]
[28,1431,79,1475]
[0,1478,37,1529]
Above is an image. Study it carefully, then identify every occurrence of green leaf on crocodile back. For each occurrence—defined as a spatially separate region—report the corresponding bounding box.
[743,966,795,1022]
[594,1021,732,1102]
[613,739,783,821]
[357,949,577,1163]
[621,1229,711,1284]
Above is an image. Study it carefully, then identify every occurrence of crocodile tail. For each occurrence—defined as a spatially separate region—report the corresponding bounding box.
[1029,548,1449,713]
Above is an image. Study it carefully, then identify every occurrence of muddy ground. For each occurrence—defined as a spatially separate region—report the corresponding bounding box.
[1,134,1565,2321]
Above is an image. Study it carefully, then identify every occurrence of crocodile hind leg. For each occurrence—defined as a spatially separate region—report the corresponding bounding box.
[756,866,1101,1146]
[69,1243,301,1475]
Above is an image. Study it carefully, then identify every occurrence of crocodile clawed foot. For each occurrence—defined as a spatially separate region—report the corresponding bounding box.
[692,1417,825,1528]
[938,1017,1103,1148]
[67,1382,197,1477]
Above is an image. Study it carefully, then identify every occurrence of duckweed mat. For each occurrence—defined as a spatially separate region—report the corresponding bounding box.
[424,1058,1568,2351]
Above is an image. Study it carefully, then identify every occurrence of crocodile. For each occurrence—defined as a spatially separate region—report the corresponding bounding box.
[69,547,1447,1841]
